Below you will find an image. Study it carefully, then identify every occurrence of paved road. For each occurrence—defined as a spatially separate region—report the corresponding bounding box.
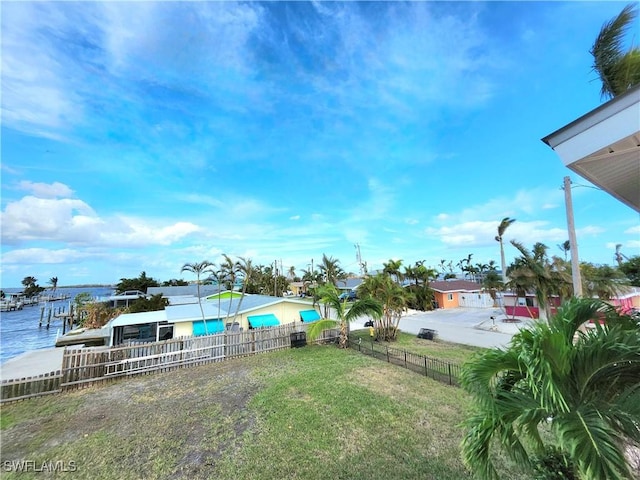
[353,307,533,349]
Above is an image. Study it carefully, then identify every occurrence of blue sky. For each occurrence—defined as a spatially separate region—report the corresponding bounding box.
[1,1,639,288]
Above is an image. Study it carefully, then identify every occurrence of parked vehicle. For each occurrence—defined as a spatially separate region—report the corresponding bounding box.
[338,291,357,302]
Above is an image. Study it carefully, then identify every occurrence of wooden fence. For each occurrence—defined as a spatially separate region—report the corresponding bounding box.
[348,336,461,386]
[1,322,337,404]
[0,371,63,403]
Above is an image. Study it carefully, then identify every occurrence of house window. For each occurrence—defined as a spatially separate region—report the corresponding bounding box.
[447,293,454,301]
[517,298,535,307]
[158,325,174,341]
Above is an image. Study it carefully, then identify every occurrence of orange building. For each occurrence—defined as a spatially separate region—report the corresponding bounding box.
[429,280,488,309]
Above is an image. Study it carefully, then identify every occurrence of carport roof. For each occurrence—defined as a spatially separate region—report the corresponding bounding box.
[542,84,640,212]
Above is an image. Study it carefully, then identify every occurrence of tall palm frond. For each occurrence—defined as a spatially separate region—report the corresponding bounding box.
[181,260,214,334]
[591,3,640,99]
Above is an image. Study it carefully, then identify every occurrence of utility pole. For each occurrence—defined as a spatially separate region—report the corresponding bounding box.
[274,260,278,297]
[563,176,583,297]
[354,244,363,276]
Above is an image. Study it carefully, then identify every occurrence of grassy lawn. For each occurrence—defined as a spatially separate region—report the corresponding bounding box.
[1,346,530,480]
[350,330,484,364]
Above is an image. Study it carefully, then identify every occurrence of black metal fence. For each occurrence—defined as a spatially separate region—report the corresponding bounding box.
[348,335,461,386]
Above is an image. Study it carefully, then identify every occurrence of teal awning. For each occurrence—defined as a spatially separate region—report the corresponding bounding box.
[300,309,321,322]
[248,314,280,328]
[193,319,224,336]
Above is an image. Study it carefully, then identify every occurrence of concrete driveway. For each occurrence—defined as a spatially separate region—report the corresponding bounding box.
[352,307,534,349]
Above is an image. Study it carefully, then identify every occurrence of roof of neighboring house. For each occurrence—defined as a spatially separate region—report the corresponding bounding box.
[165,303,230,322]
[341,278,365,290]
[429,280,483,293]
[109,310,167,328]
[289,278,364,290]
[147,285,223,297]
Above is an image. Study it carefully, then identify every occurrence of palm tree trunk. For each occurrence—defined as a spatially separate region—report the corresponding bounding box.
[500,239,508,284]
[196,280,208,335]
[339,321,348,348]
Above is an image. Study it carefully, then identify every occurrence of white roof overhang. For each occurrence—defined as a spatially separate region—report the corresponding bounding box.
[110,310,167,328]
[542,84,640,212]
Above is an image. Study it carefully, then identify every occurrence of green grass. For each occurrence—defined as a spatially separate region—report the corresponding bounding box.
[350,330,484,364]
[0,346,530,480]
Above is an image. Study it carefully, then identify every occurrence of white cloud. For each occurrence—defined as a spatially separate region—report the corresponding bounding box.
[625,225,640,235]
[1,194,199,248]
[18,181,74,198]
[1,3,87,139]
[577,225,605,236]
[1,247,92,265]
[426,219,571,248]
[1,196,98,243]
[179,194,224,208]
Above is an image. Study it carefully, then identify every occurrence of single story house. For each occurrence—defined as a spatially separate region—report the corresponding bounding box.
[106,294,322,346]
[501,287,640,320]
[499,292,562,320]
[429,280,491,309]
[605,286,640,314]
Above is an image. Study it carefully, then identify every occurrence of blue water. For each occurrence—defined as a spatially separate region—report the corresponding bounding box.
[0,287,114,364]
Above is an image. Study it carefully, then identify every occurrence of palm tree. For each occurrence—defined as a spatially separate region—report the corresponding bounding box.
[208,268,224,327]
[495,217,516,283]
[221,254,239,292]
[482,270,504,306]
[414,261,438,286]
[48,276,58,293]
[580,262,628,300]
[318,254,345,286]
[507,241,571,320]
[460,298,640,480]
[382,259,404,285]
[557,240,571,261]
[21,276,37,289]
[458,254,473,280]
[181,261,214,334]
[231,256,253,326]
[591,3,640,99]
[359,273,413,341]
[307,283,382,348]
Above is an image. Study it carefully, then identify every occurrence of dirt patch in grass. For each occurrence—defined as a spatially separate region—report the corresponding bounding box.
[1,359,264,479]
